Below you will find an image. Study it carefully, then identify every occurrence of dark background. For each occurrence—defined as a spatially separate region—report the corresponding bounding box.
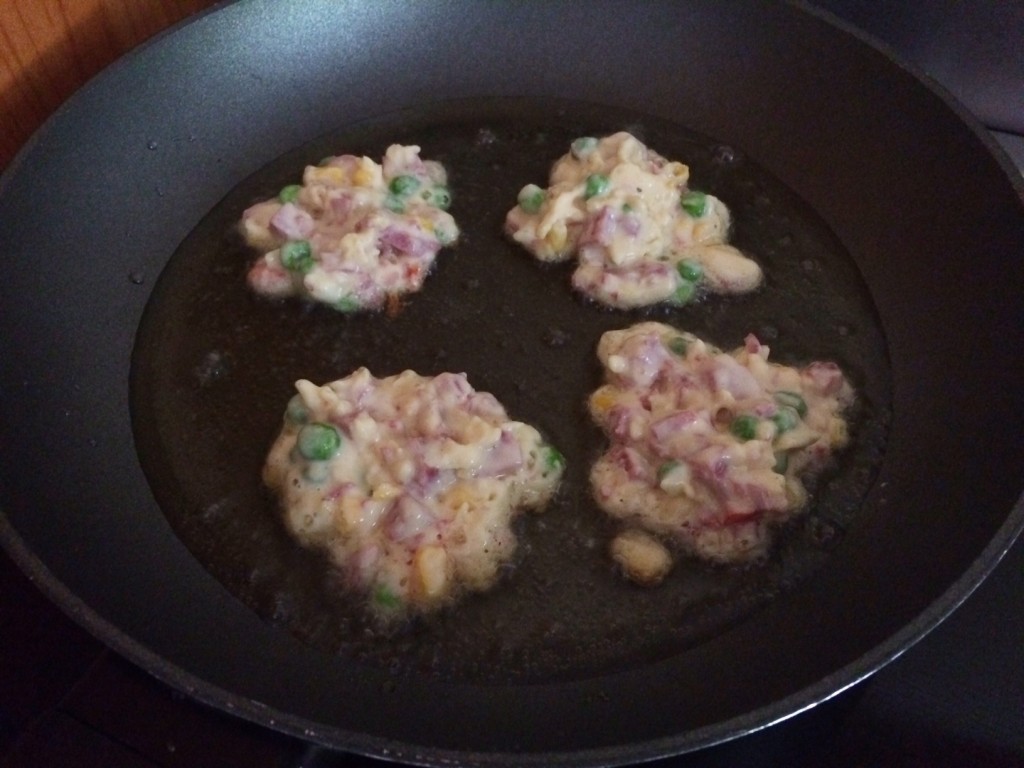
[2,2,1022,766]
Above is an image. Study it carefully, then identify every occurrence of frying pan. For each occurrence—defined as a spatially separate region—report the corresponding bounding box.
[1,1,1022,765]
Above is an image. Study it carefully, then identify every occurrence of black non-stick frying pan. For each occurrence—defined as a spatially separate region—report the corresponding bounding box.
[2,1,1023,765]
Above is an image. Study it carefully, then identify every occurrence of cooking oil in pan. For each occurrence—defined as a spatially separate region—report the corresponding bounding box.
[131,98,891,684]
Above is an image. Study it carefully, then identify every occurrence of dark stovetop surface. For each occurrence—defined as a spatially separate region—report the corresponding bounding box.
[2,3,1022,767]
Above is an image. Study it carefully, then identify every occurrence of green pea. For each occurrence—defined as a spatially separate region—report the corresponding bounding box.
[333,296,361,313]
[373,585,401,610]
[584,173,610,199]
[657,460,681,480]
[389,174,421,196]
[383,195,406,213]
[297,422,341,461]
[279,184,302,204]
[669,279,697,306]
[543,445,566,472]
[774,391,808,417]
[729,414,759,442]
[421,186,451,210]
[285,395,309,424]
[280,240,314,273]
[667,336,688,356]
[571,136,598,159]
[681,190,708,217]
[771,405,800,434]
[773,451,789,474]
[517,184,546,214]
[677,259,704,283]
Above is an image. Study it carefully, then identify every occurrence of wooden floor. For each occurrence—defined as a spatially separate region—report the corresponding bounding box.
[0,0,219,168]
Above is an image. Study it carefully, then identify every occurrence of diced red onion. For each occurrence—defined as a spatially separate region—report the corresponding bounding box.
[619,331,669,388]
[350,544,381,582]
[479,430,523,477]
[384,495,436,543]
[432,372,473,402]
[621,214,642,236]
[649,410,702,447]
[710,355,762,399]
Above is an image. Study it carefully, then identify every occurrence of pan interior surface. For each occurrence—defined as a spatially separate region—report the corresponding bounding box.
[131,98,891,685]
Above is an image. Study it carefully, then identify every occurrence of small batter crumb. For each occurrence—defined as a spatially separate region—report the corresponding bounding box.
[505,132,761,309]
[610,529,673,586]
[263,368,564,619]
[241,145,459,312]
[589,322,853,576]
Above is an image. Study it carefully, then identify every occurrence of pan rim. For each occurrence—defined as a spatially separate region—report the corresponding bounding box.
[2,0,1024,764]
[4,502,1022,764]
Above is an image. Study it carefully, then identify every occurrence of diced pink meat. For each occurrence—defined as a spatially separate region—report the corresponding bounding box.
[581,206,618,246]
[270,203,315,240]
[379,227,439,260]
[802,361,845,396]
[329,193,354,222]
[607,405,637,440]
[611,445,649,481]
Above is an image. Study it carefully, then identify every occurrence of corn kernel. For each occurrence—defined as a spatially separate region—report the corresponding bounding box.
[666,161,690,179]
[442,482,478,512]
[414,546,449,598]
[337,494,363,532]
[371,483,400,501]
[590,387,618,413]
[829,418,849,447]
[305,166,347,186]
[351,158,381,187]
[545,222,567,252]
